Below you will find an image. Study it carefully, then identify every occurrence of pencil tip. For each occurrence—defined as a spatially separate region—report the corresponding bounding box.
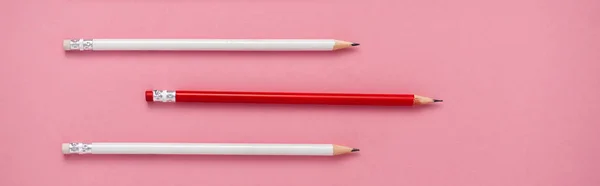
[351,148,360,152]
[433,99,443,102]
[351,43,360,46]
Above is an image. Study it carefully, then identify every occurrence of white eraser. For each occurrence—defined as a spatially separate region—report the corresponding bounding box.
[62,143,69,154]
[63,40,70,51]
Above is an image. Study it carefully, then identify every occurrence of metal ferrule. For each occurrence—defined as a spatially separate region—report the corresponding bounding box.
[152,90,176,102]
[67,142,92,154]
[67,39,93,51]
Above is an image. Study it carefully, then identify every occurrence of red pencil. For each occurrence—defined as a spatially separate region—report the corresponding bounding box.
[146,90,442,106]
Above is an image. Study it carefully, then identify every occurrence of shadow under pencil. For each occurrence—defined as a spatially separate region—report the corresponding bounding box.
[63,49,359,60]
[62,152,360,163]
[145,101,440,114]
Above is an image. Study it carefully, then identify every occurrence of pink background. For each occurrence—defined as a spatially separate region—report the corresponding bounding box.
[1,0,599,185]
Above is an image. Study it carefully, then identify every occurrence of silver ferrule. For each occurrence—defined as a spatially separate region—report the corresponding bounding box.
[153,90,176,102]
[65,39,93,51]
[64,142,92,154]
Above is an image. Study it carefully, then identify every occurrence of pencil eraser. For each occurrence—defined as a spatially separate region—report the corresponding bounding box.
[62,143,69,154]
[145,90,154,102]
[63,40,70,51]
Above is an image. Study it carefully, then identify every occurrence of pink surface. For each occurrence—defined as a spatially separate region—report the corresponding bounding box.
[1,0,599,185]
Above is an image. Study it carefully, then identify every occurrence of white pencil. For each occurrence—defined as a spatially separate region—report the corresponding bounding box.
[62,142,359,156]
[63,39,359,51]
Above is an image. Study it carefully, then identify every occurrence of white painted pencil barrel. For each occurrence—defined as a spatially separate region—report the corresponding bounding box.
[63,143,335,156]
[63,39,337,51]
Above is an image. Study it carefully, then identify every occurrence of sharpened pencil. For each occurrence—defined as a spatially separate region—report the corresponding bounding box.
[147,90,442,106]
[63,39,359,51]
[62,142,359,156]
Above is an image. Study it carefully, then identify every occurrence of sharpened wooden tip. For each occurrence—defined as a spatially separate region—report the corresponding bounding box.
[333,40,358,50]
[333,145,359,155]
[414,95,443,105]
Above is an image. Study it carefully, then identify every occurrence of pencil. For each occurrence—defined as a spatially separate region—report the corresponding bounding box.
[146,90,442,106]
[62,142,359,156]
[63,39,359,51]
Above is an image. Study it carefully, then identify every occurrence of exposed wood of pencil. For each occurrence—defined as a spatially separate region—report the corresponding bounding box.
[333,144,357,155]
[333,40,356,50]
[413,95,440,105]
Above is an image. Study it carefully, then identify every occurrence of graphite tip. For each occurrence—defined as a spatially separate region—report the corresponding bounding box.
[351,148,360,152]
[351,43,360,46]
[433,99,443,102]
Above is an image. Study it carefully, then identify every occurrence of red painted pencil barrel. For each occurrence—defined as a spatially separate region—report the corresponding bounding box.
[146,90,415,106]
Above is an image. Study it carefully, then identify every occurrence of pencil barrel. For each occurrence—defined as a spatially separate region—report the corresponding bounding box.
[63,143,334,155]
[64,39,336,51]
[146,90,415,106]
